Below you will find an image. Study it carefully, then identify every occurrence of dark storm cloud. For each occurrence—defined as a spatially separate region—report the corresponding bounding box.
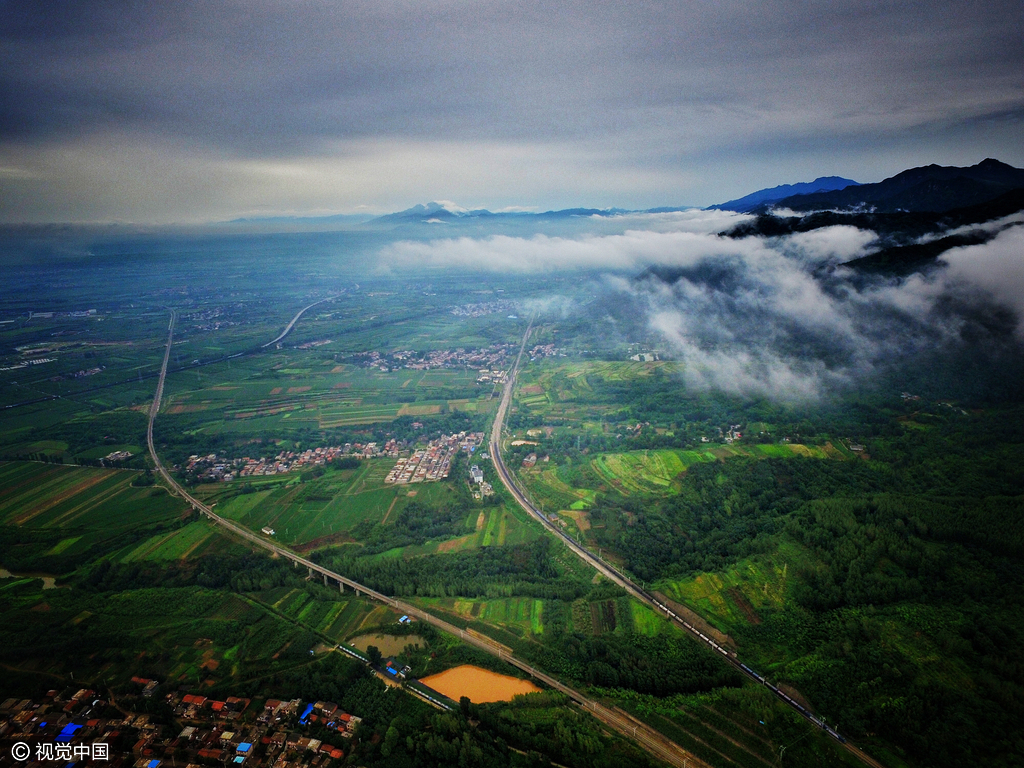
[1,0,1022,221]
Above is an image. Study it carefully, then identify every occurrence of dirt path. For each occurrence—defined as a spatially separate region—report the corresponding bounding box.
[380,493,400,525]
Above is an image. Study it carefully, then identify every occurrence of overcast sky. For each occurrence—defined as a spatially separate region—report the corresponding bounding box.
[1,0,1022,223]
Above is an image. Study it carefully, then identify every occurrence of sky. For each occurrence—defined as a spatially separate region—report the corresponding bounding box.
[1,0,1023,223]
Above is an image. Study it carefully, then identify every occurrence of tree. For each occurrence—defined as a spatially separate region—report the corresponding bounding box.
[367,645,382,666]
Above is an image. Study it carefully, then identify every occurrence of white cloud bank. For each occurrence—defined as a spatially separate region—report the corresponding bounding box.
[381,217,1024,401]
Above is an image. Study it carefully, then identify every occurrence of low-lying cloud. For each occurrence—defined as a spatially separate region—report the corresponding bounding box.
[381,215,1024,401]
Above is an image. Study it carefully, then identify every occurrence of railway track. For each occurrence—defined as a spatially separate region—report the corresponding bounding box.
[146,308,703,768]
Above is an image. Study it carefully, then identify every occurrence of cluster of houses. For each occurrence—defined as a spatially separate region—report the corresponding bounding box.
[181,307,243,334]
[449,300,517,318]
[185,441,400,482]
[25,309,97,320]
[383,431,485,485]
[349,343,514,373]
[475,368,507,384]
[0,684,365,768]
[527,343,563,360]
[161,690,357,767]
[1,688,118,766]
[47,365,105,382]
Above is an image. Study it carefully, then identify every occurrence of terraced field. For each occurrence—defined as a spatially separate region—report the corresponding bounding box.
[655,543,807,632]
[523,443,837,509]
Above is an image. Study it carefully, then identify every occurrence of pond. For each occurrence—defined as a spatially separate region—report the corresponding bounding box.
[418,665,542,703]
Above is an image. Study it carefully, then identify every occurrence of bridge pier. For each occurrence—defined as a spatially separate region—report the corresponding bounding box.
[323,573,328,587]
[308,567,312,578]
[339,582,344,594]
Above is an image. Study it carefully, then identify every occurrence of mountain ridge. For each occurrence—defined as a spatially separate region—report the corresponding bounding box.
[774,158,1024,213]
[710,176,860,212]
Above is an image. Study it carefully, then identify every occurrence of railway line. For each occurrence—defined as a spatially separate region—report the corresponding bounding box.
[488,324,887,768]
[146,309,705,768]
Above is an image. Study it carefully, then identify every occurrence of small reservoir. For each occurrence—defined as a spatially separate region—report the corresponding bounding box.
[418,665,541,703]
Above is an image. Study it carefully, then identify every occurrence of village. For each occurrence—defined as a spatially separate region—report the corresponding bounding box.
[448,300,517,318]
[0,683,359,768]
[184,441,401,483]
[384,431,486,484]
[184,430,487,485]
[348,343,514,374]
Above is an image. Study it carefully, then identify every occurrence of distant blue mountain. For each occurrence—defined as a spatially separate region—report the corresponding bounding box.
[370,201,630,224]
[710,177,860,213]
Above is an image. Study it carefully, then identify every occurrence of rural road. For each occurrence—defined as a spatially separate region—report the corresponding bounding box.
[488,323,888,768]
[146,308,705,768]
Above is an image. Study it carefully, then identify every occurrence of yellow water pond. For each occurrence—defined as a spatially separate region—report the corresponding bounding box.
[418,665,541,703]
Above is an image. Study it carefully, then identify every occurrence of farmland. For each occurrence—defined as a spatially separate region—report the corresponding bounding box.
[162,363,498,431]
[2,231,1024,768]
[516,443,835,519]
[0,461,203,571]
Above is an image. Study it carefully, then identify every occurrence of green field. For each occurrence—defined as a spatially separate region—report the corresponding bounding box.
[523,444,836,510]
[0,462,193,558]
[119,519,221,562]
[655,542,807,632]
[162,362,497,430]
[420,596,546,636]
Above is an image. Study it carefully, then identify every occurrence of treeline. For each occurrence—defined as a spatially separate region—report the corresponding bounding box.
[589,456,886,581]
[350,499,471,554]
[538,630,743,696]
[31,410,148,456]
[315,539,586,601]
[74,550,304,594]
